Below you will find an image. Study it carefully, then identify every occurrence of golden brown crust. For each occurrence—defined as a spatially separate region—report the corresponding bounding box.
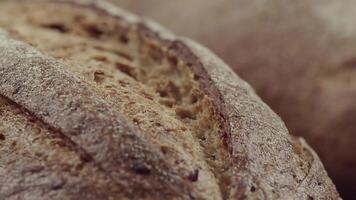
[0,0,340,199]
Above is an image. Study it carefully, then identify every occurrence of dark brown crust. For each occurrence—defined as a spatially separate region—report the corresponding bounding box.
[0,0,340,199]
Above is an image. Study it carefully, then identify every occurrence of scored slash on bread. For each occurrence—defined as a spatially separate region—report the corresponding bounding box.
[110,1,356,196]
[0,0,340,199]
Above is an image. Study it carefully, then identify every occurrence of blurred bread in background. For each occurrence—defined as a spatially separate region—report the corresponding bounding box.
[110,0,356,198]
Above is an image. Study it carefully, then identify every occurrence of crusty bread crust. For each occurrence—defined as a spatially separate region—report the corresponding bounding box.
[108,1,356,197]
[0,0,340,199]
[0,30,195,200]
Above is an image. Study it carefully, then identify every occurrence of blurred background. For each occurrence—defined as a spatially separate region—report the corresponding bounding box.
[110,0,356,198]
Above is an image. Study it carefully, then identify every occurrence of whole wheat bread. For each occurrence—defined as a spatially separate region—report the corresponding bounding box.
[0,0,339,199]
[109,1,356,197]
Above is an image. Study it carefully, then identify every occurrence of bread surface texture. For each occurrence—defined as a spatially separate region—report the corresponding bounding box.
[0,0,339,199]
[109,1,356,197]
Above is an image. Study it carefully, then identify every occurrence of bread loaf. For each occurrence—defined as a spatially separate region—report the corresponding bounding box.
[110,0,356,197]
[0,0,339,199]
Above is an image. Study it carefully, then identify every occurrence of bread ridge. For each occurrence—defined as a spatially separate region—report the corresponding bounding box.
[0,30,195,200]
[0,0,340,199]
[108,1,356,197]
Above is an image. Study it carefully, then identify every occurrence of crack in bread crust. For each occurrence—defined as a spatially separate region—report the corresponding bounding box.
[0,95,116,199]
[0,95,95,163]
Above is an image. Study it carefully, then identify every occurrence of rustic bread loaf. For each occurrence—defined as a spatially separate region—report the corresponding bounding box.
[0,0,339,199]
[110,0,356,197]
